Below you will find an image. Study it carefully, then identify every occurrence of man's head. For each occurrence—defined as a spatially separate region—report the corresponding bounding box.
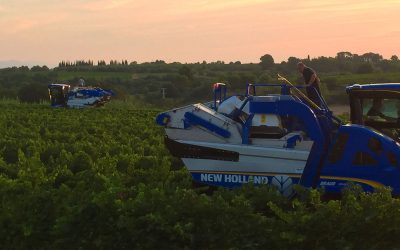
[297,62,305,73]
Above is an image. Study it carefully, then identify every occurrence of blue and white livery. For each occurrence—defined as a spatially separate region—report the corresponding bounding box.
[156,79,400,196]
[48,84,114,108]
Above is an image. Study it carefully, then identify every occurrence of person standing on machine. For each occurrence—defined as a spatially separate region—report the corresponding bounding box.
[297,62,322,106]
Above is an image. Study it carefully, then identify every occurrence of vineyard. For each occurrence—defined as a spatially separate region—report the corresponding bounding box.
[1,100,400,249]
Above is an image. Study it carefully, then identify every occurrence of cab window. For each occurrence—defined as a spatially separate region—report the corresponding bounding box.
[328,133,349,164]
[352,152,377,166]
[368,137,383,155]
[363,98,400,122]
[387,152,398,167]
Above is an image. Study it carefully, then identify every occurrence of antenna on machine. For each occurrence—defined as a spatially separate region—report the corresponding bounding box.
[78,78,85,87]
[161,88,166,99]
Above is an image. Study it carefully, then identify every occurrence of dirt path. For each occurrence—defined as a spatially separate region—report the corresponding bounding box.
[329,105,349,115]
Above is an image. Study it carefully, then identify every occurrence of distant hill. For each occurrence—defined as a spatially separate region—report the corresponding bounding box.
[0,60,47,69]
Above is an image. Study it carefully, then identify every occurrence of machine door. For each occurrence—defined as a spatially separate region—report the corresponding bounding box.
[349,90,400,141]
[48,86,69,107]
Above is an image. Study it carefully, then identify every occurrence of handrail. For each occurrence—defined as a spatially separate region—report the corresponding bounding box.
[277,74,321,110]
[247,83,306,89]
[311,85,330,111]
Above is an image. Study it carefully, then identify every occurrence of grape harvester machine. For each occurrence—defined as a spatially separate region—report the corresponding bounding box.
[156,75,400,196]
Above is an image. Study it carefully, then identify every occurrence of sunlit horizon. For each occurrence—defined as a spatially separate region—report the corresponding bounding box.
[0,0,399,67]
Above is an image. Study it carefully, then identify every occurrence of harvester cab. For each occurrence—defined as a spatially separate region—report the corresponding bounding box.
[347,84,400,142]
[48,84,70,107]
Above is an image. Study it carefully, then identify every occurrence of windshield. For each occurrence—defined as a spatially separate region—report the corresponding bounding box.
[363,98,400,122]
[49,86,68,106]
[356,97,400,141]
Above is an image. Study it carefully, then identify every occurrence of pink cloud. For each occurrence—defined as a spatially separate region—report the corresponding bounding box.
[80,0,135,11]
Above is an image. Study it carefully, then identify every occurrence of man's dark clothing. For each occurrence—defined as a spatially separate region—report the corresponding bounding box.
[302,67,318,86]
[367,107,384,117]
[302,67,321,106]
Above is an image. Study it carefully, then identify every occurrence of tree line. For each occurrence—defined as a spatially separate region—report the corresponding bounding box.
[260,52,399,74]
[0,51,399,106]
[52,51,400,74]
[2,51,399,75]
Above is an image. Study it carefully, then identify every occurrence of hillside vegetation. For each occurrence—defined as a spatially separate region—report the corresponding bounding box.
[1,52,399,108]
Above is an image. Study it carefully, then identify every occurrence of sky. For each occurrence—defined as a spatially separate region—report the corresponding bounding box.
[0,0,399,67]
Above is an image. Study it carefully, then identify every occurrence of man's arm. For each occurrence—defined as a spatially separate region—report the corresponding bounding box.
[307,73,317,86]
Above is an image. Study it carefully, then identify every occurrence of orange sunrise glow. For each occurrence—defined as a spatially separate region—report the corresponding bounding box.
[0,0,399,66]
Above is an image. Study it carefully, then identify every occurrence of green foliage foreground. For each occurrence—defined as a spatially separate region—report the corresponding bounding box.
[1,102,400,249]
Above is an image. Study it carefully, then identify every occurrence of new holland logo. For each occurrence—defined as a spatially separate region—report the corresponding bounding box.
[200,173,269,184]
[197,173,295,196]
[271,175,293,197]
